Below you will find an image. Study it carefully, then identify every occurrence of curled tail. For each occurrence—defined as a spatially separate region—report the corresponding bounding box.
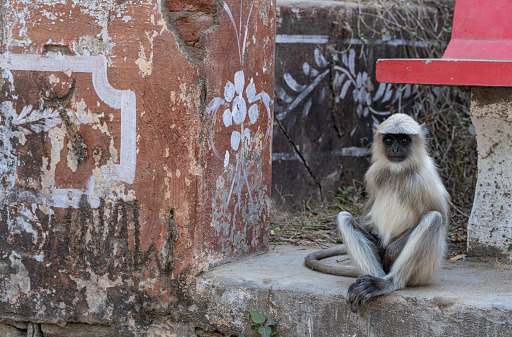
[304,245,359,277]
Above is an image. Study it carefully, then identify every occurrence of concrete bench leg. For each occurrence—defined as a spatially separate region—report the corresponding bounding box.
[468,87,512,257]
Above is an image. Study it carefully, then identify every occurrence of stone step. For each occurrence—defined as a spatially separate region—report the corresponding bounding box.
[195,245,512,337]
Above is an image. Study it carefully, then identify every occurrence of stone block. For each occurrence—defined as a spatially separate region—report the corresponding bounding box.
[0,0,275,334]
[0,324,25,337]
[192,245,512,337]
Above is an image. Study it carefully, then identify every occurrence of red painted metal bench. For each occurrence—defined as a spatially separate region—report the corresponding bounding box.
[376,0,512,86]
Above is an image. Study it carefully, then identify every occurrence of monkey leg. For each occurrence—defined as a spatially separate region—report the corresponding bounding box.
[389,211,446,286]
[337,212,386,278]
[382,228,413,273]
[347,211,445,313]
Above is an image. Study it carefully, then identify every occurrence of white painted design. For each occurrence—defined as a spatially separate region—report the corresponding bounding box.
[231,131,241,151]
[275,46,417,139]
[272,147,371,161]
[0,53,136,209]
[207,1,273,206]
[7,102,99,136]
[248,103,258,124]
[276,34,331,44]
[276,34,445,48]
[275,32,446,151]
[8,103,61,135]
[223,109,233,127]
[223,151,230,168]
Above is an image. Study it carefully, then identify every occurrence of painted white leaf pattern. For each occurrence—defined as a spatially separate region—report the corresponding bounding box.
[284,73,306,92]
[249,104,259,124]
[9,103,62,135]
[207,1,274,206]
[276,45,419,137]
[314,48,329,68]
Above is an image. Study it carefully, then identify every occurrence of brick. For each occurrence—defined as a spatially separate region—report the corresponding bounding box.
[173,14,215,43]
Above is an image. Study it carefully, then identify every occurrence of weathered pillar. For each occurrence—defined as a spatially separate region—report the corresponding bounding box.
[468,87,512,256]
[0,0,275,334]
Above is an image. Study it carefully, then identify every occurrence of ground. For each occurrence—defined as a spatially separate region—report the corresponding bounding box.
[269,188,471,260]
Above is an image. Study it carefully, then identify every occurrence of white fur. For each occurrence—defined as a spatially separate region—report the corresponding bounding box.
[367,157,448,246]
[337,212,386,278]
[377,113,422,135]
[369,114,448,284]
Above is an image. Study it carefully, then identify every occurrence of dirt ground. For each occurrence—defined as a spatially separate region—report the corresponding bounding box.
[269,198,469,260]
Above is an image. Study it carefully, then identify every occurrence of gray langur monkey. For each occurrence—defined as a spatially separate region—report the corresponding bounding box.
[305,113,449,313]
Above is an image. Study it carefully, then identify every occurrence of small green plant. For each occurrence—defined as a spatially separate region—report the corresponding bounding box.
[338,185,355,202]
[239,310,278,337]
[335,184,366,217]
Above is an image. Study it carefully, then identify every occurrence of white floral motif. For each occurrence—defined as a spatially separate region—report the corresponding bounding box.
[2,101,61,135]
[275,47,417,135]
[207,1,273,206]
[221,70,261,151]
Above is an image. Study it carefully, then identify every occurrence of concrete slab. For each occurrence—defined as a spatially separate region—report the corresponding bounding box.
[196,245,512,337]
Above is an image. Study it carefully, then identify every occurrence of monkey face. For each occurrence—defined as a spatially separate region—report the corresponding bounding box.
[382,133,412,163]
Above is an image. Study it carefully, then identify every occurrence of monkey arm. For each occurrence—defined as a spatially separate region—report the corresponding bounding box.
[337,212,386,278]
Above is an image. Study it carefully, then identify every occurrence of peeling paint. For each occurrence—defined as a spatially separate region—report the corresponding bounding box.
[2,252,31,302]
[0,0,274,335]
[41,125,66,198]
[71,271,122,315]
[135,44,153,77]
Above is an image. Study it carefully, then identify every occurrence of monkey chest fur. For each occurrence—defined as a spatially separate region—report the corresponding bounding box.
[369,188,423,247]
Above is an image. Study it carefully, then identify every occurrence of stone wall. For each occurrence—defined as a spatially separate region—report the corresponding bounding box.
[272,0,454,209]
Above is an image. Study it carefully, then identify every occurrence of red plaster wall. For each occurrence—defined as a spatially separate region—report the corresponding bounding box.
[0,0,275,331]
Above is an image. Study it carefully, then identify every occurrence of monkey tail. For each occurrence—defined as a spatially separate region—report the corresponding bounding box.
[304,245,359,277]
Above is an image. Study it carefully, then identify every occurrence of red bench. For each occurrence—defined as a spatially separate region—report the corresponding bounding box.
[376,0,512,86]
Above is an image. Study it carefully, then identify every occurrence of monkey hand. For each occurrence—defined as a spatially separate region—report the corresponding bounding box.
[347,275,393,313]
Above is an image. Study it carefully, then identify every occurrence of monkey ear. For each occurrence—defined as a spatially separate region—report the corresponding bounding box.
[420,123,430,140]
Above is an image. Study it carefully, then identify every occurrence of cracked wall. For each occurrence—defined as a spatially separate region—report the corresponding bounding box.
[0,0,275,335]
[272,1,452,209]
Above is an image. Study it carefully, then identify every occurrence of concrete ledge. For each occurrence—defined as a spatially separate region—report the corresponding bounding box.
[196,245,512,337]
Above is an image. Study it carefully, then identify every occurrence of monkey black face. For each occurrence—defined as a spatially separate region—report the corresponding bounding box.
[382,133,412,162]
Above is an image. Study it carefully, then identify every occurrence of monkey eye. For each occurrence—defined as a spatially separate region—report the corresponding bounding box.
[383,137,393,146]
[400,138,410,145]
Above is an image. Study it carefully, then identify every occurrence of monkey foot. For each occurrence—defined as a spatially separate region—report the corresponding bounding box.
[347,275,394,313]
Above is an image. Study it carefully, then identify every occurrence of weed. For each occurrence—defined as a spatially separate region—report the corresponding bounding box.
[239,311,278,337]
